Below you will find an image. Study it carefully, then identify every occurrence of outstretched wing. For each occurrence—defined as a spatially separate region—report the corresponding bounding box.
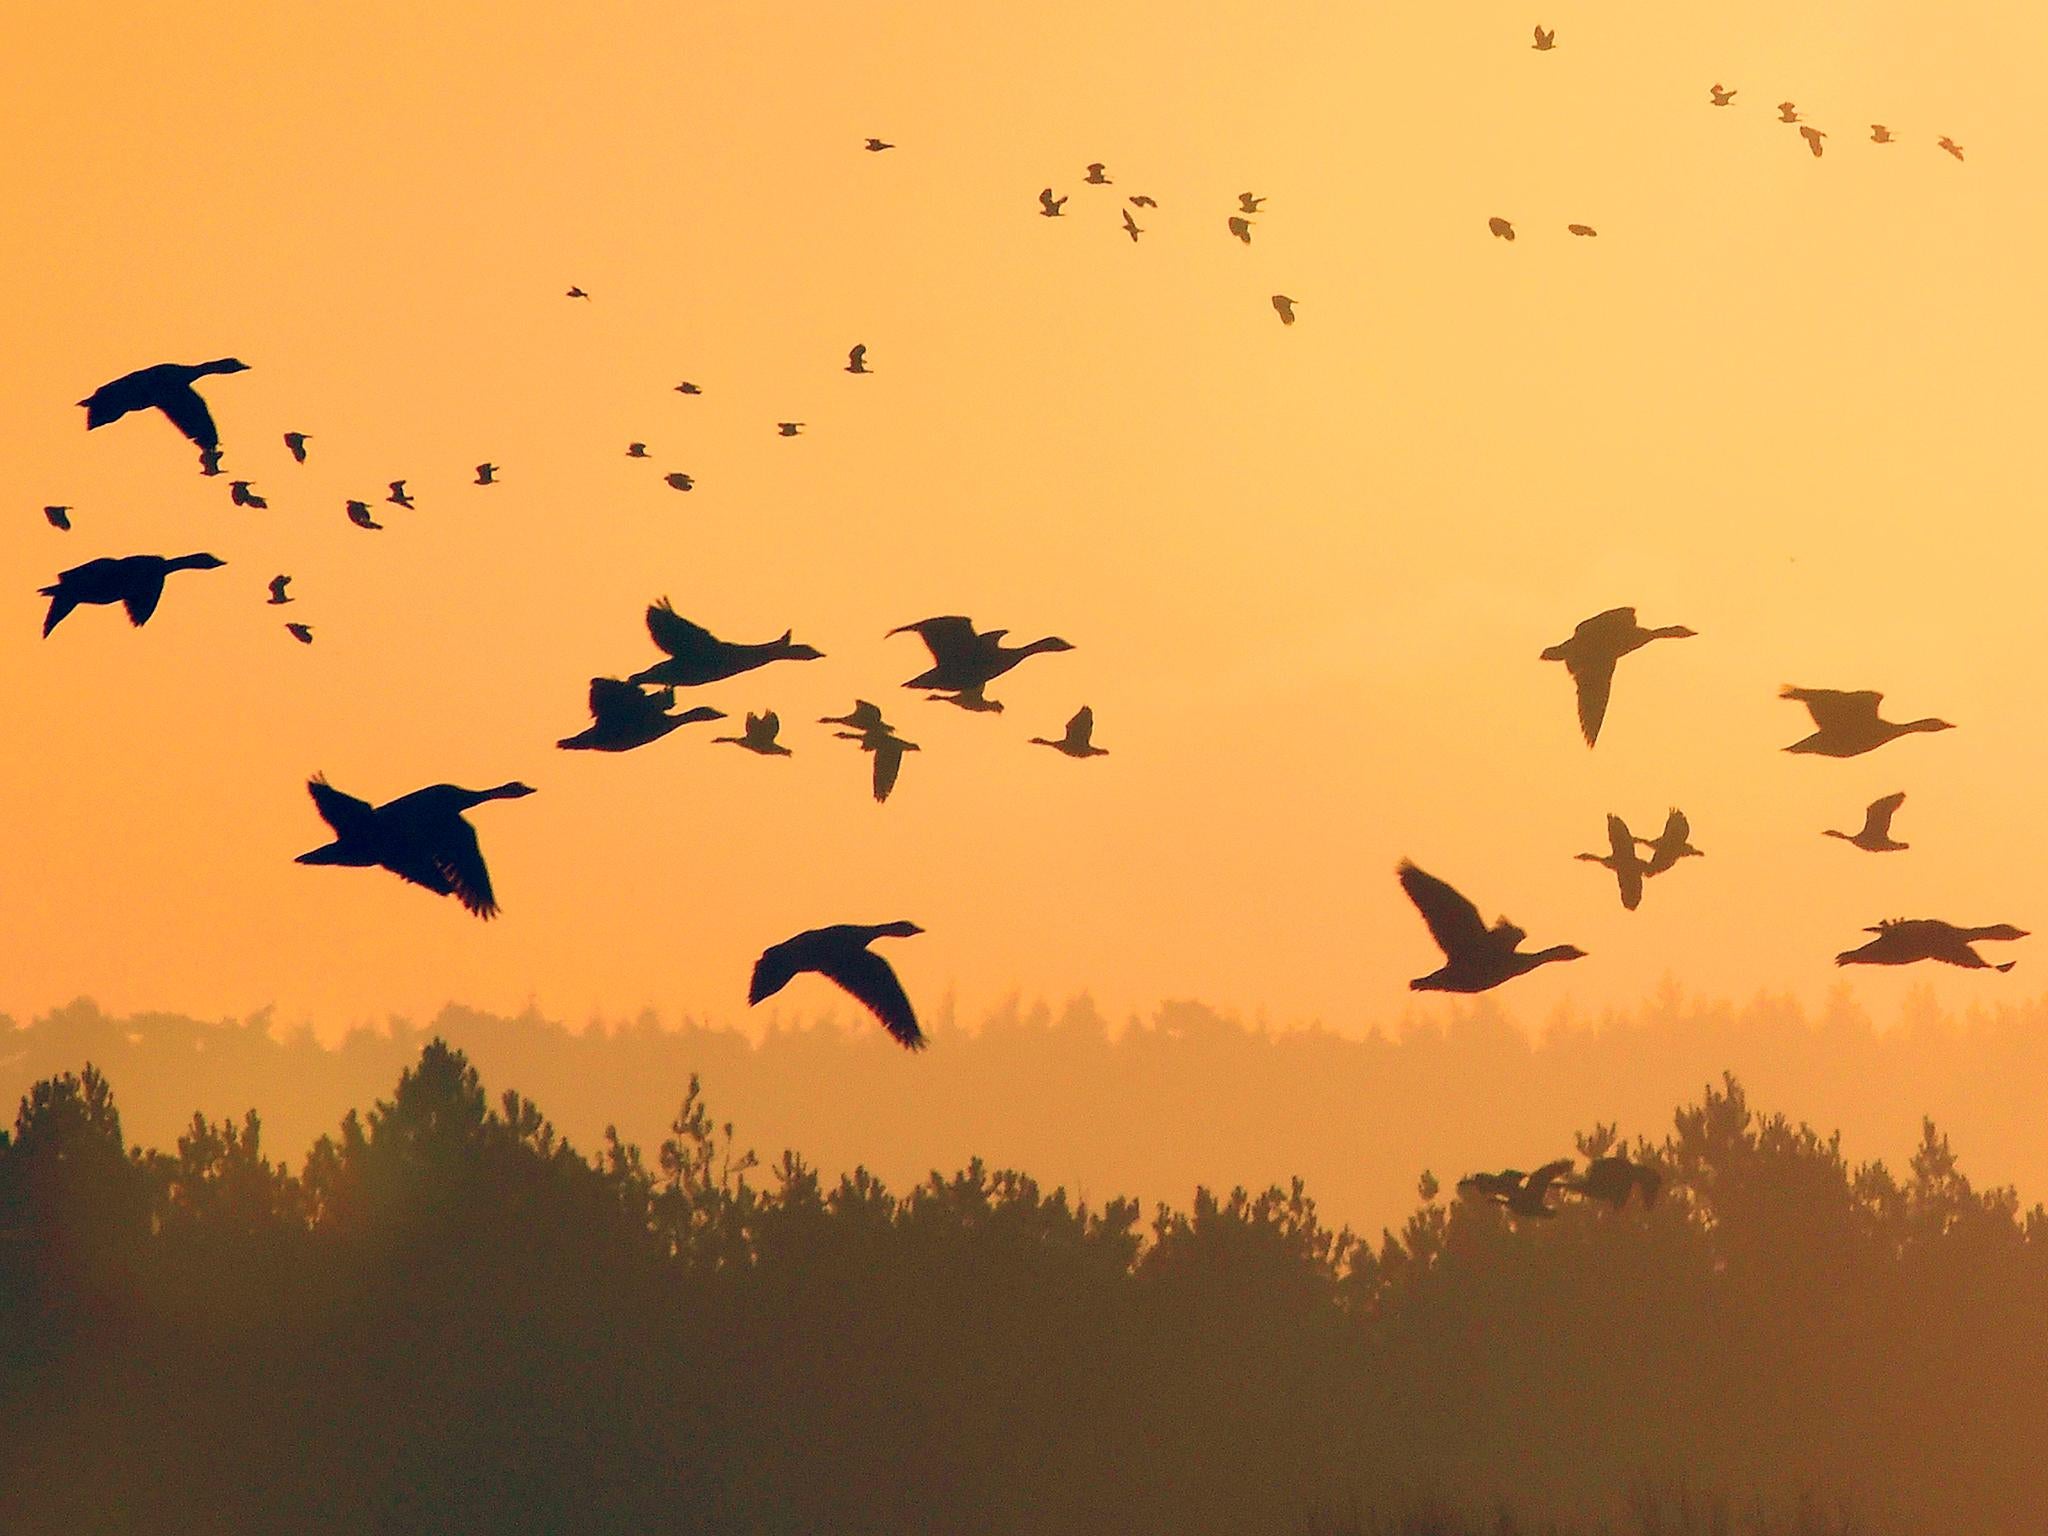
[1866,792,1907,836]
[1525,1158,1575,1199]
[818,947,925,1049]
[122,573,168,627]
[157,383,221,451]
[588,676,651,721]
[1398,862,1490,959]
[1569,654,1617,745]
[890,615,981,663]
[1782,687,1882,732]
[872,738,907,802]
[307,775,379,841]
[645,599,719,658]
[423,815,499,919]
[1068,705,1094,742]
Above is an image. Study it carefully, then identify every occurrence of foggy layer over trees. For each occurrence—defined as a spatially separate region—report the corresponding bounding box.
[3,1046,2044,1533]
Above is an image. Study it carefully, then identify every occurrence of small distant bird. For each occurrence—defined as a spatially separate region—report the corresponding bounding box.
[1272,294,1297,325]
[1084,162,1111,184]
[1030,706,1108,759]
[284,432,311,463]
[1541,607,1697,747]
[664,472,695,492]
[79,357,250,453]
[199,448,224,477]
[1633,808,1704,876]
[346,500,383,530]
[566,287,590,299]
[1489,216,1516,241]
[776,422,804,437]
[1938,136,1964,161]
[1567,223,1598,237]
[1573,1155,1663,1211]
[626,442,650,458]
[1710,84,1736,106]
[1123,209,1143,242]
[1398,862,1586,993]
[387,480,414,509]
[1039,188,1067,217]
[889,614,1074,691]
[1778,102,1800,122]
[557,677,725,753]
[1532,25,1556,50]
[1129,195,1158,208]
[820,700,891,735]
[1575,814,1649,912]
[474,463,498,485]
[675,381,703,395]
[1871,124,1894,143]
[1837,918,2026,972]
[1237,192,1264,213]
[629,600,824,688]
[43,506,71,531]
[1227,215,1253,244]
[268,575,292,605]
[1825,792,1910,853]
[714,711,793,755]
[749,921,928,1048]
[928,684,1004,713]
[846,344,871,374]
[229,480,267,508]
[1780,687,1953,758]
[864,138,894,152]
[296,776,536,920]
[286,623,314,645]
[1800,125,1826,157]
[40,552,226,636]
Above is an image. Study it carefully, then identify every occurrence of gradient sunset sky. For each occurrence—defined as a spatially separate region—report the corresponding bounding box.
[6,0,2042,1039]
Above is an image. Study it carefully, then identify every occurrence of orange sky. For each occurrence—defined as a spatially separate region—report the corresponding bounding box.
[4,1,2044,1041]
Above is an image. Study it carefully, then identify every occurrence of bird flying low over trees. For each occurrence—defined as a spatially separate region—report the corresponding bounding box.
[749,921,927,1047]
[295,777,536,920]
[1398,861,1585,993]
[1835,918,2026,972]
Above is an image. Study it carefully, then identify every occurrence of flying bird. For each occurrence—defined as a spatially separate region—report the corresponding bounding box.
[267,575,292,605]
[1780,687,1953,758]
[713,711,793,755]
[889,614,1074,691]
[1633,809,1704,876]
[1271,294,1297,325]
[345,500,383,530]
[566,287,590,299]
[1573,1155,1662,1211]
[1824,792,1910,852]
[557,677,725,753]
[749,922,927,1048]
[386,480,414,509]
[864,138,894,152]
[1461,1160,1576,1219]
[626,442,650,458]
[776,422,804,437]
[1084,162,1111,184]
[664,472,695,492]
[1238,192,1264,213]
[1778,102,1800,122]
[1123,209,1143,242]
[831,720,920,803]
[1871,124,1894,143]
[474,463,498,485]
[284,432,311,463]
[1030,706,1108,759]
[199,448,224,477]
[1039,188,1067,217]
[629,600,824,688]
[40,552,226,636]
[846,344,871,374]
[1129,195,1158,208]
[1540,607,1697,747]
[43,506,71,531]
[1488,216,1516,241]
[1567,223,1597,237]
[1710,84,1736,106]
[1575,814,1649,911]
[1938,136,1964,161]
[1398,862,1586,993]
[79,358,249,453]
[1228,215,1253,244]
[1800,125,1826,157]
[1532,25,1556,50]
[296,776,536,920]
[1836,918,2026,972]
[286,623,314,645]
[229,480,267,508]
[820,700,891,735]
[675,381,703,395]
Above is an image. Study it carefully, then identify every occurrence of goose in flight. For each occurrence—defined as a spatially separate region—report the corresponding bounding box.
[626,442,650,458]
[1039,188,1067,217]
[749,921,927,1048]
[889,614,1074,691]
[1710,84,1736,106]
[1573,1155,1662,1210]
[1123,209,1142,242]
[1871,124,1894,143]
[1575,814,1649,911]
[79,358,249,453]
[1938,136,1964,161]
[820,700,891,735]
[345,500,383,530]
[474,463,498,486]
[664,472,695,492]
[43,506,71,531]
[1567,223,1597,237]
[864,137,894,152]
[1272,294,1297,324]
[776,422,804,437]
[1532,25,1556,49]
[1460,1160,1575,1218]
[386,480,415,509]
[675,381,703,395]
[267,574,292,605]
[296,776,535,920]
[40,552,225,636]
[286,623,314,645]
[558,677,724,752]
[1836,918,2026,972]
[1800,125,1826,157]
[928,683,1005,713]
[229,480,268,509]
[714,711,792,755]
[1399,861,1586,992]
[846,344,871,374]
[1238,192,1264,213]
[1084,162,1111,184]
[1632,808,1703,875]
[1228,215,1253,244]
[1129,195,1158,208]
[1030,706,1108,758]
[1778,101,1800,122]
[1540,607,1697,746]
[1780,687,1952,757]
[834,722,920,803]
[1488,216,1516,241]
[629,601,823,688]
[199,448,224,477]
[284,431,311,463]
[566,286,590,299]
[1824,792,1909,852]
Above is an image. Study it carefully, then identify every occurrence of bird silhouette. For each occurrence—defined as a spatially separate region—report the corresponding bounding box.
[267,575,292,605]
[1781,688,1953,757]
[749,921,927,1048]
[296,776,535,920]
[566,287,590,299]
[1778,102,1800,122]
[1800,125,1827,157]
[629,600,824,687]
[229,480,268,509]
[1227,215,1253,244]
[1489,216,1516,241]
[558,677,725,752]
[43,506,71,531]
[1122,209,1143,242]
[1030,706,1108,758]
[676,381,703,395]
[199,448,224,477]
[713,711,793,755]
[820,700,891,735]
[1532,25,1556,50]
[889,614,1074,691]
[79,358,249,453]
[1460,1159,1575,1218]
[39,552,225,636]
[846,344,871,374]
[1573,1155,1662,1210]
[1825,792,1910,852]
[1540,607,1697,747]
[828,718,920,803]
[1576,814,1649,911]
[864,137,894,152]
[626,442,650,458]
[1871,124,1894,143]
[1238,192,1264,213]
[345,500,383,530]
[1633,808,1704,875]
[1399,862,1586,993]
[286,623,314,645]
[284,431,311,463]
[776,422,804,437]
[927,684,1005,713]
[1271,294,1298,325]
[1084,162,1111,184]
[1938,136,1965,161]
[1567,223,1598,237]
[1710,84,1736,106]
[665,472,695,492]
[387,480,415,509]
[475,463,498,486]
[1039,188,1067,217]
[1836,918,2026,972]
[1129,195,1158,208]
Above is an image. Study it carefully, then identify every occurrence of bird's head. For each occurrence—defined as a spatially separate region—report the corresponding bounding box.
[781,636,825,660]
[217,358,252,374]
[188,553,228,569]
[879,920,926,938]
[1035,636,1076,654]
[493,782,540,800]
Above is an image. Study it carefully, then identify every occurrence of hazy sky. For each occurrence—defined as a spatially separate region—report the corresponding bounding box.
[6,1,2043,1039]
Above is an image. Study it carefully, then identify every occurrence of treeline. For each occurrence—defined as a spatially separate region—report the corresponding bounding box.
[2,1048,2042,1533]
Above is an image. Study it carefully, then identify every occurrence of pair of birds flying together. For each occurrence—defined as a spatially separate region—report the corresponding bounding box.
[1576,810,1701,911]
[1458,1153,1660,1219]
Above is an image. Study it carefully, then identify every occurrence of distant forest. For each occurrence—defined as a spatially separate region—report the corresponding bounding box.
[3,1042,2043,1533]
